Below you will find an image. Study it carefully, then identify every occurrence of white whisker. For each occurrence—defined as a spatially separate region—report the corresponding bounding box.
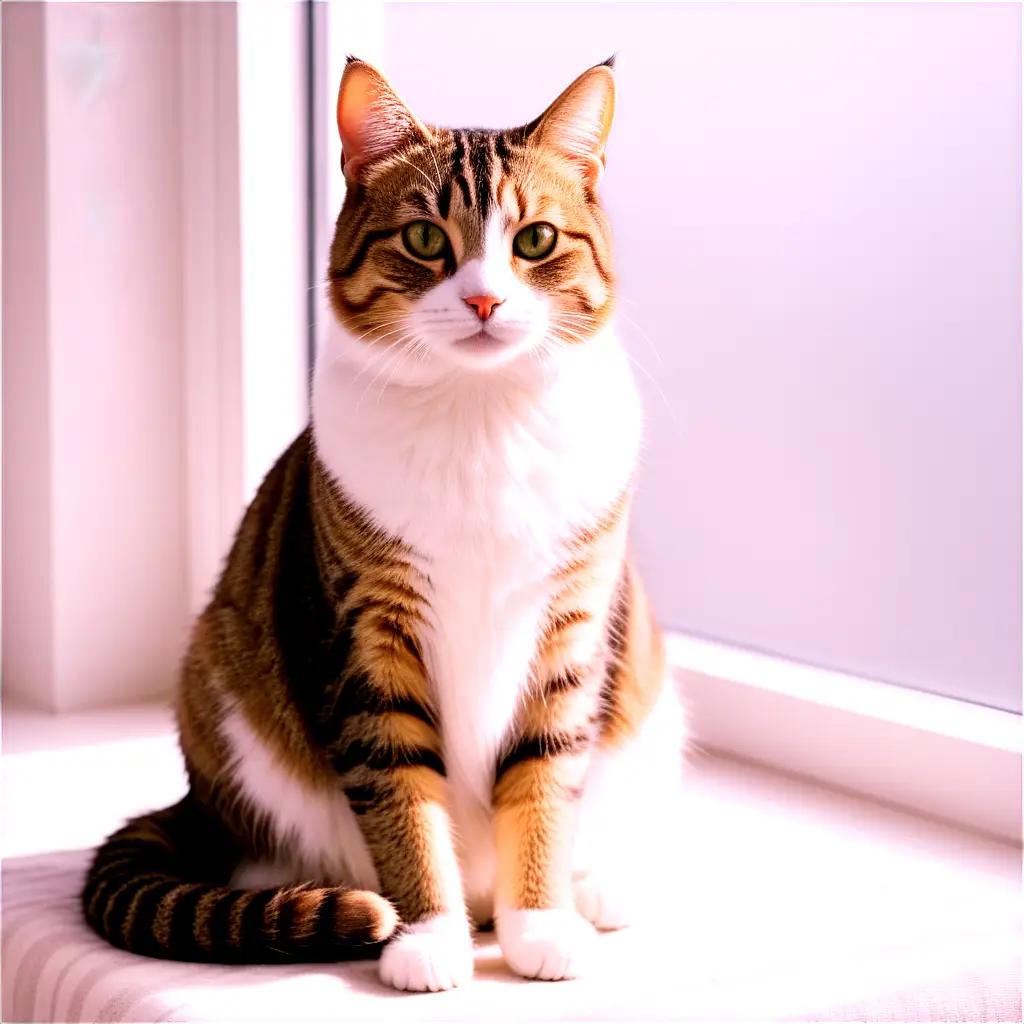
[392,153,439,193]
[424,140,444,190]
[615,308,664,367]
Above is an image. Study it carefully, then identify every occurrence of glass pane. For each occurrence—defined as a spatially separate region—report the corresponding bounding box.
[317,2,1021,712]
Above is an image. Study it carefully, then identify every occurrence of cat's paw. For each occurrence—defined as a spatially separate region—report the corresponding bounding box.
[496,907,596,981]
[378,914,474,992]
[573,872,634,931]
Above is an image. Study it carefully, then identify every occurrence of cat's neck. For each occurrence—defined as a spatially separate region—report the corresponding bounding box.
[310,322,642,546]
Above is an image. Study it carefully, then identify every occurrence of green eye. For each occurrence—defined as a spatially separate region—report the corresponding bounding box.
[402,220,448,260]
[513,222,557,260]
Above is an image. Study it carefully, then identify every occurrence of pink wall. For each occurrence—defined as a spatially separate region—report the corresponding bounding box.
[383,3,1022,712]
[2,3,54,706]
[3,3,190,709]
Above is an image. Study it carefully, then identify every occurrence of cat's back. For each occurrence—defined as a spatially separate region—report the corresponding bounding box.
[212,428,314,607]
[178,429,329,791]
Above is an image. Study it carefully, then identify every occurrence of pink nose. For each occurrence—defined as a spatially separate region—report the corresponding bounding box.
[463,294,503,321]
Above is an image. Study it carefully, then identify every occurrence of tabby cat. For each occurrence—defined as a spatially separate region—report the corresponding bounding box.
[82,57,684,992]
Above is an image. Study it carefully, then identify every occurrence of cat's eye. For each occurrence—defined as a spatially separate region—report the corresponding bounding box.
[402,220,448,260]
[513,222,557,261]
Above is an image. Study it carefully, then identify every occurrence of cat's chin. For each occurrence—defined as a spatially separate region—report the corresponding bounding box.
[443,329,542,373]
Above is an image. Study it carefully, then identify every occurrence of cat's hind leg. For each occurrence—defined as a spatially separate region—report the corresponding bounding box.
[573,675,687,931]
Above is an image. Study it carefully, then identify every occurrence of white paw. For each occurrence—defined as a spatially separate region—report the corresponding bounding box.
[378,914,473,992]
[496,907,596,981]
[573,873,634,931]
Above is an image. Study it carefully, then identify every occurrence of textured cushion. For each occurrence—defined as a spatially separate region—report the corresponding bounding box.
[3,756,1020,1022]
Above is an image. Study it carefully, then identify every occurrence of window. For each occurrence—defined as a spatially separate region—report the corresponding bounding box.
[314,1,1021,714]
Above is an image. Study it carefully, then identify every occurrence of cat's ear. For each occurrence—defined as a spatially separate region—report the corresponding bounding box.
[528,58,616,184]
[336,58,428,181]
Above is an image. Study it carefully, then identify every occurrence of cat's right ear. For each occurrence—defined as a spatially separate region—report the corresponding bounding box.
[336,58,428,181]
[527,59,616,185]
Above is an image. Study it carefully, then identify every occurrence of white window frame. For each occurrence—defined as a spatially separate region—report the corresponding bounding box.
[179,2,310,615]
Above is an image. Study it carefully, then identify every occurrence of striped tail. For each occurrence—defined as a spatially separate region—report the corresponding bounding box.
[82,797,398,963]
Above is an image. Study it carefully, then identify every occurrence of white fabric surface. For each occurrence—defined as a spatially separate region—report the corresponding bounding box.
[3,756,1020,1023]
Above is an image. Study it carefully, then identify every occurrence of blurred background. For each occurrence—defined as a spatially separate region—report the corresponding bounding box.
[3,1,1020,723]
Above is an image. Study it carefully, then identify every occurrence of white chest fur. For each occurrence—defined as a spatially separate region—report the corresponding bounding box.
[311,327,641,908]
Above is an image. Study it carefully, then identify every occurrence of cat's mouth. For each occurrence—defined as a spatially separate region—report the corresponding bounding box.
[452,328,509,352]
[443,321,537,369]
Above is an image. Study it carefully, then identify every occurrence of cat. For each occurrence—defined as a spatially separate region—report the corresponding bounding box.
[82,56,685,993]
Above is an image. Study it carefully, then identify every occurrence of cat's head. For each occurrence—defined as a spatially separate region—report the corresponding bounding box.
[326,58,616,377]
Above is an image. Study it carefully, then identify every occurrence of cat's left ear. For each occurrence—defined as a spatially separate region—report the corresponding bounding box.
[528,58,616,184]
[336,57,429,181]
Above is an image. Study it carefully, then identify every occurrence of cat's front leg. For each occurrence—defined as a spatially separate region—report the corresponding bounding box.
[491,665,604,980]
[356,775,472,992]
[491,528,632,980]
[493,760,598,981]
[327,669,471,992]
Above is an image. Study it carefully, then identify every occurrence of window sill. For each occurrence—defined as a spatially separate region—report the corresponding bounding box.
[667,629,1023,844]
[2,700,185,860]
[2,698,1020,1022]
